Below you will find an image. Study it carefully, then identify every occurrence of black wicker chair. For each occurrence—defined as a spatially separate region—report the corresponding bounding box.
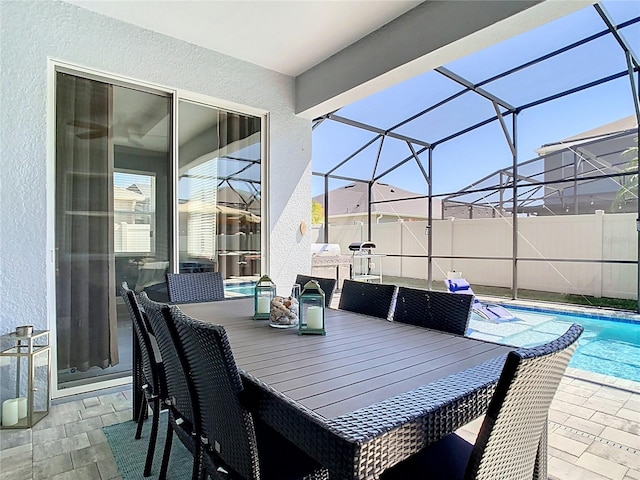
[168,307,330,480]
[295,274,337,307]
[393,287,473,336]
[120,283,165,477]
[138,293,200,480]
[380,323,584,480]
[166,271,225,304]
[338,279,397,319]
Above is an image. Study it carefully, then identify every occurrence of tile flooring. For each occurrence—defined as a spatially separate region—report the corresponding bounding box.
[0,388,131,480]
[1,368,638,480]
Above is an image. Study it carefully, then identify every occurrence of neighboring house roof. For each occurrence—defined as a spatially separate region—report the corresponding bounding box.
[115,186,145,202]
[313,182,438,219]
[127,183,151,198]
[536,115,638,156]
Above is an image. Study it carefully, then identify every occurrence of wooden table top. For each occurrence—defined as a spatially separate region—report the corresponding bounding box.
[179,297,512,420]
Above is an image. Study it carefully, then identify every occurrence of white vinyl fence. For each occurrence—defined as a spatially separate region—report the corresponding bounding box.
[313,211,638,299]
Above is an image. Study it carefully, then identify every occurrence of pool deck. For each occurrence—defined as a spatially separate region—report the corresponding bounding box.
[0,294,638,480]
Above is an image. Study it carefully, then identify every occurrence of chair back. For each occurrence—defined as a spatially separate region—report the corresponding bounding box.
[169,308,260,480]
[138,293,196,433]
[295,274,337,307]
[119,282,163,396]
[338,280,397,319]
[466,323,583,480]
[394,287,473,336]
[166,271,225,304]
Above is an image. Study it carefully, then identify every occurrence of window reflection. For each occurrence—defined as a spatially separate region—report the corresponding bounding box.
[178,101,261,282]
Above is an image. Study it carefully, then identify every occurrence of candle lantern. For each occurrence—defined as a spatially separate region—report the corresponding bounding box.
[253,275,276,320]
[0,329,50,428]
[298,280,326,335]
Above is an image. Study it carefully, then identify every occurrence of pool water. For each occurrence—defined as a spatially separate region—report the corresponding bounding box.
[468,306,640,382]
[225,284,255,297]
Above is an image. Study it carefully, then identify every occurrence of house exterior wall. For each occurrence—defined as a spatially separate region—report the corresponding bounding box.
[0,1,312,334]
[542,132,637,215]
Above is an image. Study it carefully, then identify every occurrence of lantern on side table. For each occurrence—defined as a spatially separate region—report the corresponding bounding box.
[0,328,50,428]
[298,280,326,335]
[254,275,276,320]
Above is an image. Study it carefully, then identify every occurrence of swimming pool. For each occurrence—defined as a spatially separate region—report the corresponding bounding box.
[225,284,255,297]
[468,306,640,382]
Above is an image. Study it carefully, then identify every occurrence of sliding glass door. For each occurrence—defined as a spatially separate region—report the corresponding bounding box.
[177,100,262,286]
[54,69,264,392]
[55,72,171,389]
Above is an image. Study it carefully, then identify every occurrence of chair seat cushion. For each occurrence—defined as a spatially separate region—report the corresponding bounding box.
[380,433,472,480]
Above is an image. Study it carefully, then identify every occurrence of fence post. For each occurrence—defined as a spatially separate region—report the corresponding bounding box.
[595,210,605,298]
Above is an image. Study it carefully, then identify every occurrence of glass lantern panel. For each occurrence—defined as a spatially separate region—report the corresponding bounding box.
[0,353,28,426]
[33,348,50,418]
[300,297,324,330]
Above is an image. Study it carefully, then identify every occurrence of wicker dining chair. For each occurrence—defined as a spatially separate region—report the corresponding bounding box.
[138,293,201,480]
[168,307,330,480]
[166,271,225,304]
[338,279,397,319]
[295,274,337,307]
[380,323,584,480]
[120,283,166,477]
[393,287,473,336]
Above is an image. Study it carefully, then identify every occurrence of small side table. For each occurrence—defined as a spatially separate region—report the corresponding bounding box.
[0,330,50,428]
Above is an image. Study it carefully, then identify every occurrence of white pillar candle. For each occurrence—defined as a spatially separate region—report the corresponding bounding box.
[2,398,19,426]
[257,296,270,314]
[17,397,27,419]
[306,306,323,330]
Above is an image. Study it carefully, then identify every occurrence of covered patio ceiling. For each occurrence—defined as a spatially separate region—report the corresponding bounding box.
[64,0,589,118]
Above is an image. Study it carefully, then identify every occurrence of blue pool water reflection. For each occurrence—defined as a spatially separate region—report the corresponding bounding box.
[225,284,255,297]
[468,307,640,382]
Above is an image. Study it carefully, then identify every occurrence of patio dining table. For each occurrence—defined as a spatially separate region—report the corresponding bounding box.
[174,297,514,479]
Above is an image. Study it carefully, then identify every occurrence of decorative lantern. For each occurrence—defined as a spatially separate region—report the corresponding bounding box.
[0,328,50,428]
[298,280,326,335]
[253,275,276,320]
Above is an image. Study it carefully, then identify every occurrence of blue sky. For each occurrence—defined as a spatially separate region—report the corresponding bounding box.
[311,0,639,198]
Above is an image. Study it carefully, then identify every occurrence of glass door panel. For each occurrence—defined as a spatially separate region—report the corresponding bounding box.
[55,72,171,388]
[178,100,262,293]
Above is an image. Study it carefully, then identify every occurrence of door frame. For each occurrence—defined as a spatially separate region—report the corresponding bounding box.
[47,59,269,398]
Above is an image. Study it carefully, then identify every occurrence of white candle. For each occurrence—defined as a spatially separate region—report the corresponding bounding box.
[257,296,270,314]
[306,306,323,330]
[2,398,19,426]
[17,397,27,419]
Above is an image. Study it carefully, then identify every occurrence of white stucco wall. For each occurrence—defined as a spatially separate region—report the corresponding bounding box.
[0,0,312,334]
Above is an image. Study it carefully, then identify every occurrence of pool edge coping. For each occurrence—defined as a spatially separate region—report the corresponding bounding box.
[565,366,640,395]
[478,296,640,324]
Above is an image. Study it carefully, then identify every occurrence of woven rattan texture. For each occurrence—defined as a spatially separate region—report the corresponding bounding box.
[166,271,225,304]
[379,325,582,480]
[338,280,397,319]
[394,287,473,336]
[121,283,161,400]
[120,283,166,476]
[171,309,260,480]
[466,323,583,480]
[138,292,200,476]
[171,309,330,480]
[295,275,337,307]
[138,294,196,434]
[244,354,507,480]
